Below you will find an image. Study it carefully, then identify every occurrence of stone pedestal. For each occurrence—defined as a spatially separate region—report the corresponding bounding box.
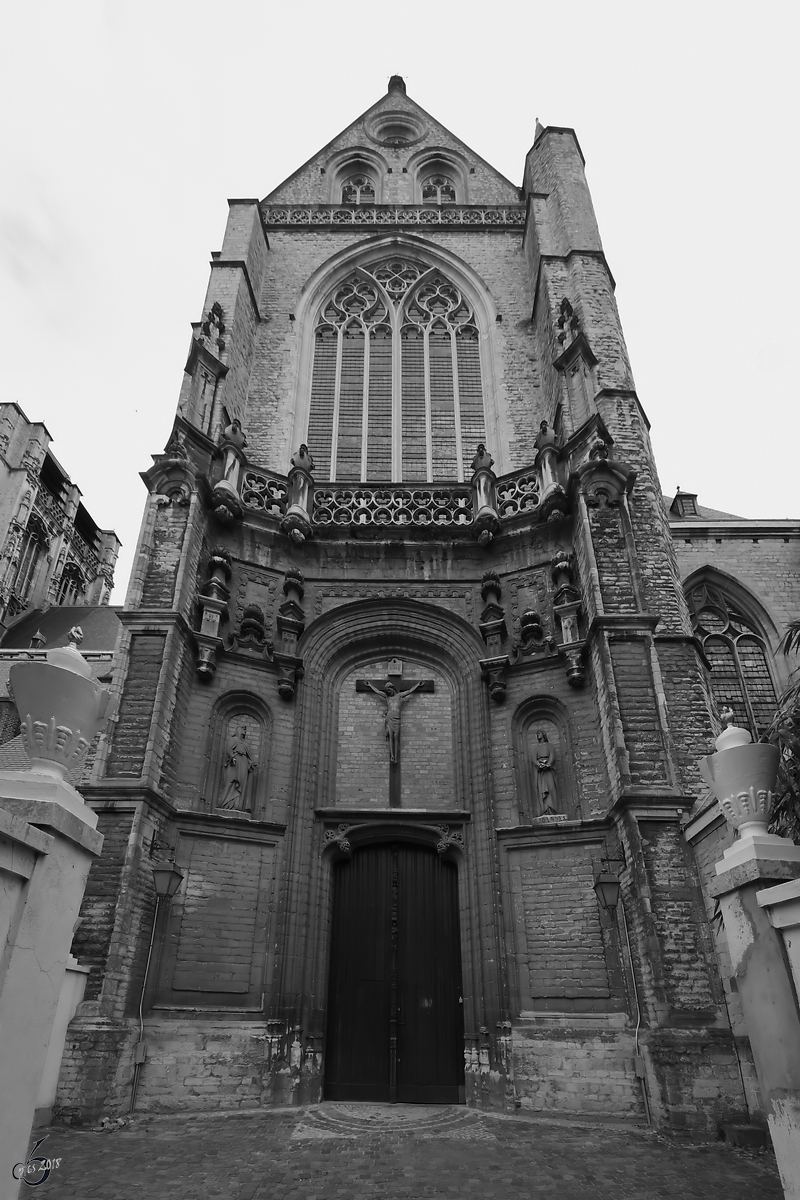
[0,774,103,1198]
[710,853,800,1199]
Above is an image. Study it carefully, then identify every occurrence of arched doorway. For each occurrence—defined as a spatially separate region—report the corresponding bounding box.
[325,842,465,1103]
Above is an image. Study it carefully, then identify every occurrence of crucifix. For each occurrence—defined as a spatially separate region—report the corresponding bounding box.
[356,659,435,807]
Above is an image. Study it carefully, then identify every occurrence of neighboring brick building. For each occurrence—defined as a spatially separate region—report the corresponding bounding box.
[56,78,798,1130]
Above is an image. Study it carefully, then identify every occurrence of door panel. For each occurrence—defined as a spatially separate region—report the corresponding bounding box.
[325,842,464,1103]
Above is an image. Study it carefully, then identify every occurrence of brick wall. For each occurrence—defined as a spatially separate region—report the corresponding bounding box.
[609,640,668,786]
[72,809,134,1001]
[140,506,189,608]
[106,633,165,777]
[589,504,637,612]
[335,660,454,808]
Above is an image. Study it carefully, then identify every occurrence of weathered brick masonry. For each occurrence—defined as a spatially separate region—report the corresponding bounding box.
[58,79,762,1132]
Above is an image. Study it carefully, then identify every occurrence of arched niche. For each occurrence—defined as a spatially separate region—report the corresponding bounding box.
[203,691,272,820]
[325,148,389,204]
[512,697,576,824]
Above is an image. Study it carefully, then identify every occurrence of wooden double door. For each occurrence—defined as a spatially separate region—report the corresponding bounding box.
[325,843,464,1103]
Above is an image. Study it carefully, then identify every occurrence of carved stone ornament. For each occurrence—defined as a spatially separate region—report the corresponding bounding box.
[194,546,232,679]
[210,420,247,523]
[227,603,272,658]
[479,655,510,703]
[281,445,315,543]
[275,567,306,700]
[556,297,579,348]
[141,425,196,503]
[435,824,465,855]
[471,444,500,545]
[218,721,257,813]
[323,823,353,856]
[200,301,226,358]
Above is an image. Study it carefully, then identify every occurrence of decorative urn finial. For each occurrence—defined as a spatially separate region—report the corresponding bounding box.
[9,626,118,781]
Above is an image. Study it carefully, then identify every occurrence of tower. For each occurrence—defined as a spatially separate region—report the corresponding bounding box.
[59,78,748,1130]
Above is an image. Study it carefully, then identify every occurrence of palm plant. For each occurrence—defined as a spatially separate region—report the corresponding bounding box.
[765,619,800,843]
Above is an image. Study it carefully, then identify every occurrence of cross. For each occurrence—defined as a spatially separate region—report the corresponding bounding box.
[356,659,435,807]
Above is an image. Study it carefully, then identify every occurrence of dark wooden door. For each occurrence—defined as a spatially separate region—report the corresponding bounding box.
[325,843,464,1103]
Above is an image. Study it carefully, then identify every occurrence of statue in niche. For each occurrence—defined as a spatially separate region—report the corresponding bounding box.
[532,729,559,816]
[364,680,424,763]
[218,722,257,811]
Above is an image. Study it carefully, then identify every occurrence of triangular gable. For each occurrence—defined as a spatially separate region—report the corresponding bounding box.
[263,82,521,206]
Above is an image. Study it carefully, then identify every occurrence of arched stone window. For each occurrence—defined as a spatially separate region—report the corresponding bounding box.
[341,173,376,204]
[421,173,457,204]
[13,517,48,602]
[203,693,271,820]
[306,257,487,483]
[687,579,778,735]
[57,562,85,606]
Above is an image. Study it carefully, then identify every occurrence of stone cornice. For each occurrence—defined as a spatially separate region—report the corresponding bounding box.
[670,519,800,538]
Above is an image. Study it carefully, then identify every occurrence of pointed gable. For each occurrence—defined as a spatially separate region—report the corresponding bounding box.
[263,78,521,207]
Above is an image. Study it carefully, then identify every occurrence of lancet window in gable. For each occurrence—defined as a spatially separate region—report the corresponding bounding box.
[341,173,376,204]
[305,258,487,483]
[687,580,777,735]
[421,173,457,203]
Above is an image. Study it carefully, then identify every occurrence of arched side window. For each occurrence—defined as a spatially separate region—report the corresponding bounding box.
[421,173,457,204]
[687,580,777,735]
[57,562,85,606]
[341,173,376,204]
[306,257,487,483]
[13,517,48,602]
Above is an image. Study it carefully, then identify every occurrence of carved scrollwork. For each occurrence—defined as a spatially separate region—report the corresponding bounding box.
[313,485,473,529]
[241,470,288,516]
[323,824,353,855]
[435,824,465,855]
[261,205,525,227]
[495,471,541,518]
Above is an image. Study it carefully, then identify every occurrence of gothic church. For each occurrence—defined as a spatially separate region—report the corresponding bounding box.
[57,78,765,1129]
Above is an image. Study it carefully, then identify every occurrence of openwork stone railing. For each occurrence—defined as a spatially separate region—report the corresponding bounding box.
[314,485,474,528]
[495,469,541,518]
[240,469,288,516]
[261,205,525,228]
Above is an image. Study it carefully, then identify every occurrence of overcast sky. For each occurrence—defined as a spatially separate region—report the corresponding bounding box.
[2,2,798,602]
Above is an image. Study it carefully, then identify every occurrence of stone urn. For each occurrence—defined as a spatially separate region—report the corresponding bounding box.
[9,628,117,781]
[697,713,800,870]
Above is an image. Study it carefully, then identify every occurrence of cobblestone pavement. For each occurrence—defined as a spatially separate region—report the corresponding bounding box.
[23,1104,782,1199]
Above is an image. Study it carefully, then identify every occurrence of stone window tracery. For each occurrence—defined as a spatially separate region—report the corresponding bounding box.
[13,517,47,602]
[421,174,457,204]
[688,580,777,735]
[57,562,85,606]
[306,257,487,483]
[341,174,376,204]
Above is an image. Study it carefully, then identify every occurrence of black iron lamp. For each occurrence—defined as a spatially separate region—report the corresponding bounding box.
[151,861,184,899]
[593,871,621,913]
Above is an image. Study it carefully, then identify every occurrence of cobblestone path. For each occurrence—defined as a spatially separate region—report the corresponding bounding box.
[24,1104,782,1199]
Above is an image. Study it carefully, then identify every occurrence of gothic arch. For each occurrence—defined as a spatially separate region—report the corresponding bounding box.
[280,598,500,1039]
[202,690,272,819]
[682,567,781,735]
[324,147,390,204]
[512,696,577,823]
[290,235,505,476]
[406,146,470,204]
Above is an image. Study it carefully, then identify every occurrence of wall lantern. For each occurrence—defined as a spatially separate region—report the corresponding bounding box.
[593,871,621,913]
[151,861,184,899]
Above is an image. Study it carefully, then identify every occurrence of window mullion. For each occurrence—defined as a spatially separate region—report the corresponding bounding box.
[361,324,370,481]
[330,327,344,482]
[451,327,464,482]
[392,311,402,481]
[424,325,433,483]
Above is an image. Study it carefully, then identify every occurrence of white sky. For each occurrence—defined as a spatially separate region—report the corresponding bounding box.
[2,2,798,603]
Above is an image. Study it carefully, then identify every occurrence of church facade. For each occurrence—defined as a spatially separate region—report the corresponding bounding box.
[57,79,767,1130]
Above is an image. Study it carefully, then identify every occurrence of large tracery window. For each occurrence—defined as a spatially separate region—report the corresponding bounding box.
[341,174,375,204]
[421,174,457,203]
[13,518,47,603]
[688,580,777,735]
[306,258,487,483]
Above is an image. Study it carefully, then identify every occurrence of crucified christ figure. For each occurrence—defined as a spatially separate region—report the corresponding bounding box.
[365,680,424,763]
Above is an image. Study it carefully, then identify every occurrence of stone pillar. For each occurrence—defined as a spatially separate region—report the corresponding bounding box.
[710,858,800,1199]
[0,779,103,1197]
